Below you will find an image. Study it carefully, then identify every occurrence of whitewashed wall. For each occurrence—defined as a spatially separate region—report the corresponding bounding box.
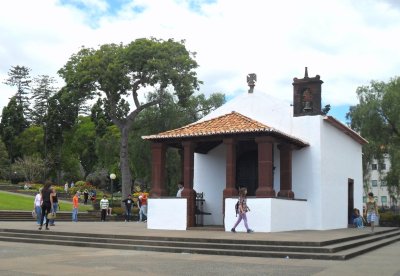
[147,198,187,230]
[193,144,226,225]
[320,119,364,229]
[224,198,308,232]
[292,115,323,229]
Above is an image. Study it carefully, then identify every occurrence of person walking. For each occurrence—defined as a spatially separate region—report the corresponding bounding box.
[100,195,109,222]
[49,187,59,226]
[72,192,79,222]
[231,187,254,233]
[33,189,42,225]
[38,181,55,230]
[83,189,89,205]
[138,193,148,222]
[365,192,379,232]
[122,194,133,222]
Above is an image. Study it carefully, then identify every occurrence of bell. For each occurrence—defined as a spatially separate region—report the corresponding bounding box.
[303,101,312,112]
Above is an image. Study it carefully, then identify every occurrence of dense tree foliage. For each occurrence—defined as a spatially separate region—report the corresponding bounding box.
[3,66,32,120]
[30,75,57,125]
[347,77,400,202]
[0,139,10,179]
[58,38,201,200]
[0,40,224,194]
[0,96,28,161]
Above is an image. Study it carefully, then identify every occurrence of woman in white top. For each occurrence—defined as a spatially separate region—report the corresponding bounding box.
[34,189,42,225]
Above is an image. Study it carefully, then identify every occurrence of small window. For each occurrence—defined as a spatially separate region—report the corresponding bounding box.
[381,180,387,187]
[380,163,386,170]
[381,196,387,206]
[371,164,378,170]
[371,180,378,187]
[363,196,367,203]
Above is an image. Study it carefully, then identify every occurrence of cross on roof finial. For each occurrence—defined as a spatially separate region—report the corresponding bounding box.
[247,73,257,93]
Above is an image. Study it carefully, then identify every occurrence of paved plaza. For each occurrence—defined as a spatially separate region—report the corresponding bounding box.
[0,221,399,275]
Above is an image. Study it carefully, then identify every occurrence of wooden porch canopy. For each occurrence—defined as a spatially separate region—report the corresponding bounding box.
[143,111,309,194]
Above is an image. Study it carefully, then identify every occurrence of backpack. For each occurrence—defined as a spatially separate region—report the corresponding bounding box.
[235,200,240,217]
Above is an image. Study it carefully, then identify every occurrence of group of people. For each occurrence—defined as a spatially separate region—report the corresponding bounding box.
[99,192,148,223]
[33,181,60,230]
[34,181,380,233]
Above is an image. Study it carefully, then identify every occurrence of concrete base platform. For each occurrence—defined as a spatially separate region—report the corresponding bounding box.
[1,221,399,261]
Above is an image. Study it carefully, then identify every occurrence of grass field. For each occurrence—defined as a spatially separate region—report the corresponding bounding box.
[0,191,93,212]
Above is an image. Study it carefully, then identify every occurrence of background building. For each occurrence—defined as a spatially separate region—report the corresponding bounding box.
[365,155,397,208]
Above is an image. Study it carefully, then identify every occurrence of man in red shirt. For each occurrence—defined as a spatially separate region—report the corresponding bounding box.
[72,192,79,222]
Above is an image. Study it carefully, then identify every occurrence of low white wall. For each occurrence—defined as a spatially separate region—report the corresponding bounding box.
[147,198,187,230]
[224,198,308,232]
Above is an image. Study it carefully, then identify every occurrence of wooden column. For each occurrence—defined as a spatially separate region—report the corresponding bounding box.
[223,138,238,198]
[181,141,197,228]
[178,149,184,184]
[255,137,275,197]
[150,143,167,197]
[222,138,238,217]
[277,144,294,199]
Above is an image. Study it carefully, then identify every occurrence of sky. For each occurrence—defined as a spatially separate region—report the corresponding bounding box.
[1,0,400,123]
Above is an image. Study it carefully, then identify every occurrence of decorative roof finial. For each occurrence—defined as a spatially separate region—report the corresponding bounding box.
[247,73,257,93]
[304,67,309,78]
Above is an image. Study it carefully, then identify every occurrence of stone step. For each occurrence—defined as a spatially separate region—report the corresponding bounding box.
[0,228,399,260]
[0,211,99,221]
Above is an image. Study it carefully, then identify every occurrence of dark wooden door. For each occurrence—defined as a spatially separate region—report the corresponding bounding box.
[348,178,354,225]
[236,150,258,196]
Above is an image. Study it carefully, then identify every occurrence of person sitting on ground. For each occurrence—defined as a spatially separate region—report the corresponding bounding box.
[352,208,363,228]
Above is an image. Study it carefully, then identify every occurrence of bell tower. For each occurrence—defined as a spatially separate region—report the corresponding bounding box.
[292,67,323,117]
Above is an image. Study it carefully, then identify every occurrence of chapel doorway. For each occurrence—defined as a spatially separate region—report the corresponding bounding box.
[348,178,354,225]
[236,150,258,196]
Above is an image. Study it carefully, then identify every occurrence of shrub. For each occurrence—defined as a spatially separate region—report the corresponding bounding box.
[379,212,400,227]
[69,181,96,195]
[112,207,124,215]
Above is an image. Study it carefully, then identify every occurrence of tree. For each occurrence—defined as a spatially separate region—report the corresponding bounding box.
[58,38,201,200]
[90,99,113,137]
[0,139,10,180]
[15,125,44,157]
[0,96,28,161]
[64,116,97,177]
[347,77,400,201]
[3,65,32,120]
[12,155,45,183]
[30,75,57,124]
[44,88,80,183]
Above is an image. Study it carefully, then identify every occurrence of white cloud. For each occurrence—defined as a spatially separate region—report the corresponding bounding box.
[1,0,400,116]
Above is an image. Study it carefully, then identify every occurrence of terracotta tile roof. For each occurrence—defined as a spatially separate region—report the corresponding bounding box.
[142,111,309,146]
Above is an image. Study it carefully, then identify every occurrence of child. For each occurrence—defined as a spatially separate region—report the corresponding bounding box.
[231,187,254,233]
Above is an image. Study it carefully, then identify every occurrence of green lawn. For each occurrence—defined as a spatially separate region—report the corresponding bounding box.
[0,191,93,212]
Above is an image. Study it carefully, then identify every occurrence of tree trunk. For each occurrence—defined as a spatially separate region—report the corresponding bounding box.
[120,126,132,202]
